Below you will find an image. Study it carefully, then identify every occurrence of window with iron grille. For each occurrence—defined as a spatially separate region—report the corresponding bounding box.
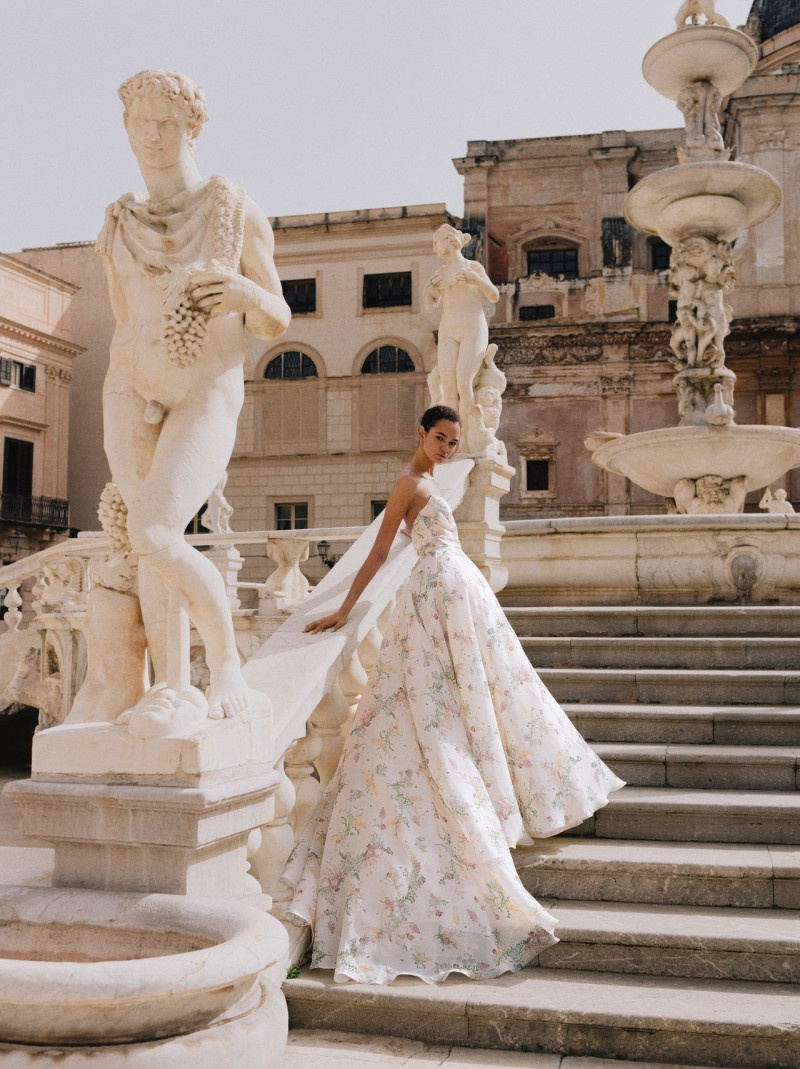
[520,304,556,321]
[363,272,412,309]
[281,278,316,315]
[527,247,578,279]
[275,502,309,530]
[651,241,672,272]
[264,351,318,380]
[360,345,415,374]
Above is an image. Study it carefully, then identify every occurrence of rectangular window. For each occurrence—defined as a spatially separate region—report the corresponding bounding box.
[527,248,578,279]
[371,500,387,520]
[651,241,672,272]
[281,278,316,315]
[275,502,309,531]
[526,459,550,493]
[0,357,36,393]
[363,272,412,309]
[668,299,678,323]
[1,437,34,523]
[519,304,556,321]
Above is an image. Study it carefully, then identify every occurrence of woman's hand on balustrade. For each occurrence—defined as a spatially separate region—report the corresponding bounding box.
[303,608,350,635]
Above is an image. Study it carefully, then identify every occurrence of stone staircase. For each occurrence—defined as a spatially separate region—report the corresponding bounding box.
[284,605,800,1068]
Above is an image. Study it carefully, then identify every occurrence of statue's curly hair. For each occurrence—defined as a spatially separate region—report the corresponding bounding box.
[118,69,209,140]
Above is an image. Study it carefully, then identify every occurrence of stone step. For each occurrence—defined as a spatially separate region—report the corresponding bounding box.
[505,604,800,638]
[286,1028,725,1069]
[538,900,800,983]
[285,967,800,1068]
[575,785,800,844]
[514,837,800,909]
[564,703,800,745]
[523,635,800,670]
[539,667,800,705]
[591,742,800,790]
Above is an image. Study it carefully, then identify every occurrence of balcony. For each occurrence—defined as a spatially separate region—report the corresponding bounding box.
[0,493,69,529]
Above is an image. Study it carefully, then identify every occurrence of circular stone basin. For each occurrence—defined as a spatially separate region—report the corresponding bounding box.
[624,161,781,243]
[588,424,800,499]
[0,885,288,1046]
[643,25,758,99]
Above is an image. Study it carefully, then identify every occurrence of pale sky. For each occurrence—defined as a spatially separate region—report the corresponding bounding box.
[1,0,755,252]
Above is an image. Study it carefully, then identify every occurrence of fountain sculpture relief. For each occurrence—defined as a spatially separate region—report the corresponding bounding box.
[587,0,800,513]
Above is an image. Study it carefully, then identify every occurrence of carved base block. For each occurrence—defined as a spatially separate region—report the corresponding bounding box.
[454,456,515,593]
[4,769,279,899]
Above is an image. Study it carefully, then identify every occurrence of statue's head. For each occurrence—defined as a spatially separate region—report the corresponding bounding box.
[119,70,209,165]
[433,224,470,256]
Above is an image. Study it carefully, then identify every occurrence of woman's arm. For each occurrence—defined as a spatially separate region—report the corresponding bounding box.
[303,475,419,634]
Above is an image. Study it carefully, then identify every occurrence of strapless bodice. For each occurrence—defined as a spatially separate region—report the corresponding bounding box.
[411,494,460,557]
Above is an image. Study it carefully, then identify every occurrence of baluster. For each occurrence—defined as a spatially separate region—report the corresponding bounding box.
[249,761,296,904]
[30,572,48,619]
[358,625,383,677]
[4,584,23,633]
[339,651,367,721]
[310,676,351,788]
[285,722,323,840]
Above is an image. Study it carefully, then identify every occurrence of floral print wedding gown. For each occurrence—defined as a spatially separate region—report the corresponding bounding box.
[282,494,624,984]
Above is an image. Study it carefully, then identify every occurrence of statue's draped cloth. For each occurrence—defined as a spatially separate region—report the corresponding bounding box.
[97,174,246,281]
[96,175,247,368]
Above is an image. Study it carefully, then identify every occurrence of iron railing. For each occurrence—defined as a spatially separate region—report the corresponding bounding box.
[0,493,69,528]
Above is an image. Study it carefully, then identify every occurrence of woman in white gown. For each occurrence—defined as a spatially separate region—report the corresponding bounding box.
[282,406,624,984]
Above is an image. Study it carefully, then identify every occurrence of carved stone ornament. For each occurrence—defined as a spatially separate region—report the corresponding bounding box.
[669,235,734,372]
[600,375,633,396]
[676,81,729,164]
[494,340,604,367]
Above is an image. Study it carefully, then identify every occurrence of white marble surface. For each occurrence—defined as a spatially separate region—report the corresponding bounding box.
[0,883,287,1045]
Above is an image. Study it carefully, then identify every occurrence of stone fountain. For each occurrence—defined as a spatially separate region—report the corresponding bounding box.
[588,0,800,514]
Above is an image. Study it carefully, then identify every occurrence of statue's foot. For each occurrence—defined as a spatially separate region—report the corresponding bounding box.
[207,662,250,720]
[117,682,209,738]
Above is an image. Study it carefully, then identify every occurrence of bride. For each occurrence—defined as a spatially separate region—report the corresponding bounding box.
[282,405,624,984]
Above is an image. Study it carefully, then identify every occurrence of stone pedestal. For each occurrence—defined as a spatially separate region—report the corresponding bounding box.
[4,715,279,901]
[454,456,515,593]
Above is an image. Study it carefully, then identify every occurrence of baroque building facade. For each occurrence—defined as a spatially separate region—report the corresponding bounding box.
[0,254,80,562]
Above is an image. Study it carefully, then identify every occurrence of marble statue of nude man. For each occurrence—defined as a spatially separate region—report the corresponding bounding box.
[423,224,499,428]
[95,69,290,724]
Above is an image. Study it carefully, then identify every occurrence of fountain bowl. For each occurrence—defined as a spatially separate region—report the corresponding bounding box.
[624,161,782,244]
[0,885,288,1054]
[643,25,758,100]
[588,424,800,499]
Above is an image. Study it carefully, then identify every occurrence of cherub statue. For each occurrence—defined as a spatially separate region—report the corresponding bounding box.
[93,69,291,733]
[759,487,795,514]
[675,0,730,28]
[467,344,508,460]
[424,224,500,428]
[677,81,727,162]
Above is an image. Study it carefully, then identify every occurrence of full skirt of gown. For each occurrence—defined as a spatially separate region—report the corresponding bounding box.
[282,494,624,984]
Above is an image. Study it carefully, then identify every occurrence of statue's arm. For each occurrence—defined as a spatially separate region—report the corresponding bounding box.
[240,198,292,341]
[95,199,130,326]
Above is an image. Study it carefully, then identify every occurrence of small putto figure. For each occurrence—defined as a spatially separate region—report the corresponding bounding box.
[675,0,730,28]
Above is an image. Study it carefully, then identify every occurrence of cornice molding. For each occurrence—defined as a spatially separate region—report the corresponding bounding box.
[0,317,86,358]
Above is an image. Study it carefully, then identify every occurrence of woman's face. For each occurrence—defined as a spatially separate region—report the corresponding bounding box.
[420,419,460,464]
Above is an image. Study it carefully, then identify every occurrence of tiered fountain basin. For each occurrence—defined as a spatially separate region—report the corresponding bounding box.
[624,161,781,244]
[588,424,800,499]
[642,24,758,99]
[0,885,288,1067]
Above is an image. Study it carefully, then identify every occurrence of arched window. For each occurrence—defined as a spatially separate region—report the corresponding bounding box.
[360,345,415,375]
[264,351,318,380]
